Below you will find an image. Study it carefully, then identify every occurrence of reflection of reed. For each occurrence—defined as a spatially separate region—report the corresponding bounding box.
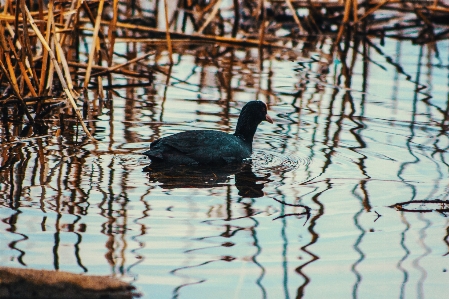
[3,211,28,266]
[280,201,289,299]
[350,184,367,298]
[167,197,268,298]
[295,182,327,299]
[249,215,268,299]
[397,213,411,299]
[73,216,88,273]
[272,198,310,222]
[444,225,449,256]
[413,214,431,299]
[126,191,151,276]
[397,45,423,201]
[98,156,126,273]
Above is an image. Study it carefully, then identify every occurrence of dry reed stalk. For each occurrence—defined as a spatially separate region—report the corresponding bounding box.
[97,81,153,90]
[2,51,20,97]
[305,0,322,34]
[7,38,38,97]
[166,0,178,30]
[83,0,104,89]
[108,0,119,65]
[13,0,20,39]
[0,9,48,22]
[98,75,103,99]
[54,21,78,99]
[20,0,39,83]
[232,0,239,37]
[50,4,75,96]
[335,0,352,44]
[0,59,35,123]
[414,7,432,26]
[3,21,38,95]
[427,6,449,13]
[259,0,266,71]
[198,0,222,33]
[81,1,108,58]
[4,22,19,49]
[376,0,424,4]
[195,0,217,21]
[68,61,146,79]
[57,0,78,47]
[0,20,7,51]
[46,36,55,94]
[76,26,95,32]
[0,18,35,124]
[163,0,174,65]
[68,62,109,71]
[285,0,305,34]
[37,0,44,33]
[24,5,95,140]
[357,0,390,23]
[92,50,155,77]
[38,0,53,96]
[5,98,59,106]
[352,0,358,23]
[54,28,76,34]
[90,19,282,47]
[113,38,197,44]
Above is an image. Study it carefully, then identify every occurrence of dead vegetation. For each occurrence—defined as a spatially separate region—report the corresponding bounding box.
[0,0,448,141]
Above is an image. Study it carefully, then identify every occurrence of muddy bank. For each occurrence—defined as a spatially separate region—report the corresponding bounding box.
[0,267,139,299]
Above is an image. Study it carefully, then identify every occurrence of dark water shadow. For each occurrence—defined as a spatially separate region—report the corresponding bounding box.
[143,163,271,198]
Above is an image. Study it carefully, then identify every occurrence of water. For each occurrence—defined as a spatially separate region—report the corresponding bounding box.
[1,38,449,298]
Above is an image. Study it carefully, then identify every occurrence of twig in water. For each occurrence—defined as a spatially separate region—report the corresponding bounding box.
[374,210,381,222]
[272,198,311,225]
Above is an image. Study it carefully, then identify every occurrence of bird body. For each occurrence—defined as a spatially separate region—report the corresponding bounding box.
[143,130,251,165]
[143,101,273,166]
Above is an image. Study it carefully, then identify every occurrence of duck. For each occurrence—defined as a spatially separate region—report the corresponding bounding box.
[143,101,273,165]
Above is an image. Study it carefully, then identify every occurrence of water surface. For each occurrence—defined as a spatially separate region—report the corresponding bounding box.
[1,37,449,298]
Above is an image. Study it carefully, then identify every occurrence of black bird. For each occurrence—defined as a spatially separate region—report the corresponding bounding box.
[143,101,273,165]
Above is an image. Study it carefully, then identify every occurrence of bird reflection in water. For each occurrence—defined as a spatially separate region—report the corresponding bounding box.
[143,163,271,198]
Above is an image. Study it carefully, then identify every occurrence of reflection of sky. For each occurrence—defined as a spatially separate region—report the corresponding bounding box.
[1,37,449,299]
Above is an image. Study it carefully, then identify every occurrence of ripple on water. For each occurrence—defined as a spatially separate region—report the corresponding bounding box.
[119,151,310,176]
[250,149,310,173]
